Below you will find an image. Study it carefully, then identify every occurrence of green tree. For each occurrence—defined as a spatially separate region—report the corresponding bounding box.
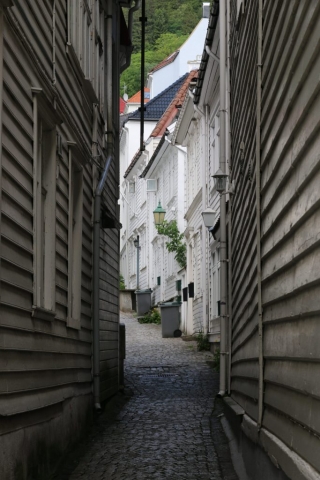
[156,220,186,269]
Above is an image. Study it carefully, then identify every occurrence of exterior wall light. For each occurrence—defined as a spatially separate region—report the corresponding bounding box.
[153,201,166,226]
[212,168,228,193]
[201,208,217,230]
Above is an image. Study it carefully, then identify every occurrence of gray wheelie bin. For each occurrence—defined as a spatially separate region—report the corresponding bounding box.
[135,289,153,316]
[159,302,182,338]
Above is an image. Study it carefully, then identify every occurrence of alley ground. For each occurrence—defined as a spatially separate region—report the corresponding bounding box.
[53,313,238,480]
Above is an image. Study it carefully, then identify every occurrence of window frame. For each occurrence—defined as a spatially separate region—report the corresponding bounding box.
[67,143,84,330]
[31,88,62,320]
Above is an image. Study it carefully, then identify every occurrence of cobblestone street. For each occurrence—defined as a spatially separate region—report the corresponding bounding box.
[54,313,236,480]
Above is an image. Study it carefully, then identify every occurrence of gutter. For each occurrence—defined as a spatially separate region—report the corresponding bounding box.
[193,0,219,105]
[93,0,114,411]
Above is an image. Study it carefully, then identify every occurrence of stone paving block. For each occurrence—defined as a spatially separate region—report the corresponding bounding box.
[53,313,237,480]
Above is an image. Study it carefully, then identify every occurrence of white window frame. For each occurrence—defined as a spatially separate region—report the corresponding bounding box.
[31,88,61,320]
[129,181,135,193]
[140,178,147,205]
[140,230,146,269]
[147,179,157,192]
[167,250,174,278]
[67,144,83,330]
[210,249,220,319]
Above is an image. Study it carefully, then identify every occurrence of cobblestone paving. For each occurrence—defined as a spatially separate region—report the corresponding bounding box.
[55,313,224,480]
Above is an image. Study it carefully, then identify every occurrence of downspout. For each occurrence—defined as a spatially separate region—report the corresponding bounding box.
[218,0,227,397]
[93,0,114,411]
[52,0,56,85]
[140,0,146,151]
[203,105,209,333]
[128,0,140,38]
[121,0,140,72]
[205,45,219,63]
[257,0,264,429]
[226,0,232,395]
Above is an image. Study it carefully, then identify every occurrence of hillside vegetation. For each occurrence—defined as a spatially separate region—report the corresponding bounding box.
[121,0,203,97]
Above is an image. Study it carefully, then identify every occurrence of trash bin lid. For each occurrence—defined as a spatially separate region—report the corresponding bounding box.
[135,288,153,294]
[159,301,181,307]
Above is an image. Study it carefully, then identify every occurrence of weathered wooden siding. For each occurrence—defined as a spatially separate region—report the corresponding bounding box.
[260,0,320,471]
[229,0,259,420]
[0,1,122,477]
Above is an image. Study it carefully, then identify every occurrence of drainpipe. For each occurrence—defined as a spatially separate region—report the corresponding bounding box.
[140,0,146,151]
[226,0,232,395]
[52,0,56,85]
[121,0,140,72]
[205,45,220,63]
[93,0,114,411]
[257,0,264,429]
[128,0,140,38]
[218,0,227,397]
[203,105,209,333]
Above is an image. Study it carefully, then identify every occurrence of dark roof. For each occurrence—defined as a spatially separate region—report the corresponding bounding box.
[129,73,189,122]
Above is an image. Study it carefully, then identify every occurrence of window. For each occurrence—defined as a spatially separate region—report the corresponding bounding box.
[140,178,146,205]
[129,181,135,193]
[31,89,61,319]
[168,251,174,277]
[67,0,92,78]
[210,111,220,190]
[140,230,146,268]
[130,241,136,276]
[147,179,157,192]
[210,250,220,319]
[67,148,83,329]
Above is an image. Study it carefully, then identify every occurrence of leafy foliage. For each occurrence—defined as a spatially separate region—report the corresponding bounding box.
[121,0,202,97]
[138,308,161,324]
[121,34,188,97]
[212,348,220,371]
[196,332,210,351]
[156,220,187,269]
[119,274,126,290]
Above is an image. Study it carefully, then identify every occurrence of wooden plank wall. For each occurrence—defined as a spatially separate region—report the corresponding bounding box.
[260,0,320,471]
[229,0,259,421]
[230,0,320,472]
[0,0,121,438]
[0,0,94,423]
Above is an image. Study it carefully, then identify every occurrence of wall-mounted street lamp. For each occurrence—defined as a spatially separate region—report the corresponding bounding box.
[201,208,217,230]
[133,235,141,290]
[153,201,166,227]
[212,168,228,194]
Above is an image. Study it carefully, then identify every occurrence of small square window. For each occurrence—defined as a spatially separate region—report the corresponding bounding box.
[147,179,157,192]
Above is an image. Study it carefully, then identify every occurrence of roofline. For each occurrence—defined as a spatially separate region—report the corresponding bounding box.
[140,134,167,178]
[193,0,219,105]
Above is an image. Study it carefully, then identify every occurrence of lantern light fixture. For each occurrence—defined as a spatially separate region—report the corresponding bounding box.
[201,208,217,230]
[153,201,166,227]
[212,168,228,193]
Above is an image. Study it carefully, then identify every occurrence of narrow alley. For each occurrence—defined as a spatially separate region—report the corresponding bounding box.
[53,313,237,480]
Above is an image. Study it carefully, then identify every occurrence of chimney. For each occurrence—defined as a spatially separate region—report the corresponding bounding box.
[203,2,210,18]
